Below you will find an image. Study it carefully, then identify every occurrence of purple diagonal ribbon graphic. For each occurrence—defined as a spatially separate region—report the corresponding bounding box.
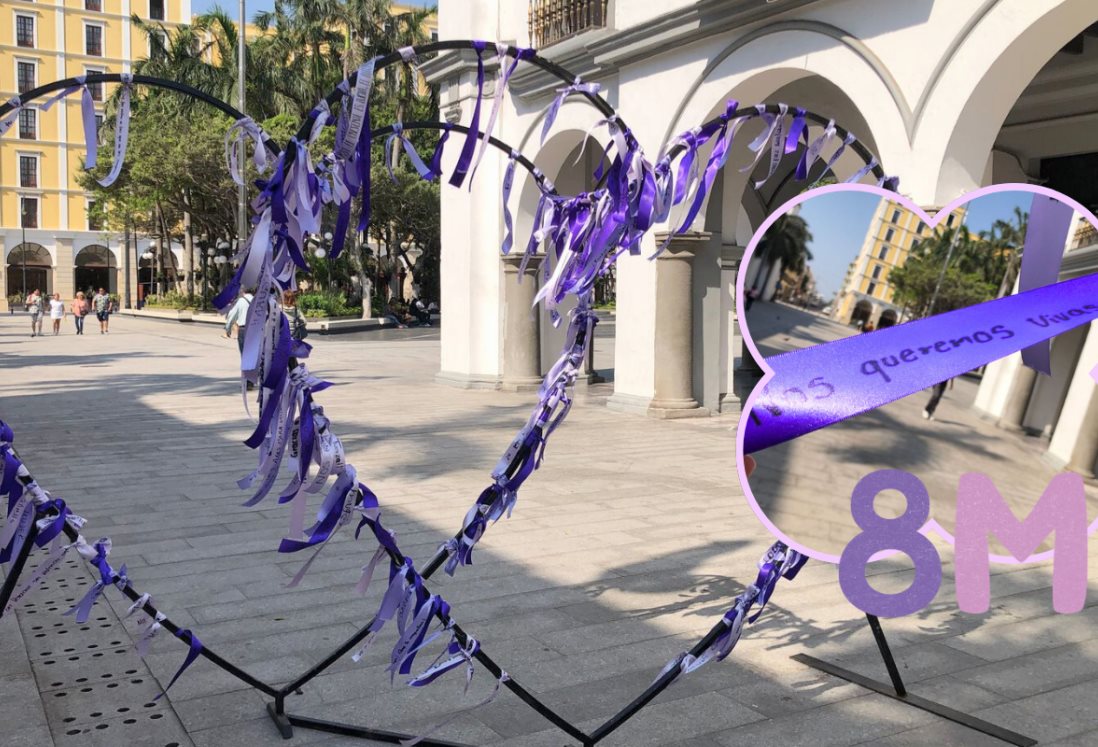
[743,272,1098,454]
[1017,194,1075,375]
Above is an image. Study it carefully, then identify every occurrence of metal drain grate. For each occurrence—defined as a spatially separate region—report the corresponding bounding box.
[12,549,197,746]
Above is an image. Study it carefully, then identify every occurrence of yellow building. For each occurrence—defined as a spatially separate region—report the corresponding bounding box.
[833,198,968,329]
[1,0,190,309]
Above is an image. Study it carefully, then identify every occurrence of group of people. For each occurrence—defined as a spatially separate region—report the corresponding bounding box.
[223,288,309,353]
[24,288,113,337]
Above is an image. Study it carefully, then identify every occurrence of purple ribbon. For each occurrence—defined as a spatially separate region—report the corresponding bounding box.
[448,40,486,188]
[744,272,1098,453]
[154,629,203,700]
[386,123,435,181]
[500,152,518,255]
[98,74,133,187]
[1017,194,1075,374]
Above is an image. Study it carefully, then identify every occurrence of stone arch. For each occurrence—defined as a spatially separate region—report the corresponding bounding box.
[918,0,1098,202]
[6,243,53,298]
[508,126,608,385]
[74,244,119,296]
[851,298,874,327]
[878,309,898,329]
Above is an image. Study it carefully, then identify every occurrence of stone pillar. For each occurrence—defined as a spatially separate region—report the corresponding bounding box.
[998,365,1038,432]
[720,243,744,413]
[54,239,74,301]
[1048,322,1098,477]
[500,254,543,392]
[648,231,707,418]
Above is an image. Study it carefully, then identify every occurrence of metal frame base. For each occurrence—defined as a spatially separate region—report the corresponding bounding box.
[793,652,1037,747]
[267,702,474,746]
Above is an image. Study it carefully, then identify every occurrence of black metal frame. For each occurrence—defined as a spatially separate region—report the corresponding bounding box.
[793,614,1037,747]
[2,45,894,746]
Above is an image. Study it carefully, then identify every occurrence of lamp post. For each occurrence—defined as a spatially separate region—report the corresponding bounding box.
[140,249,154,304]
[307,232,333,292]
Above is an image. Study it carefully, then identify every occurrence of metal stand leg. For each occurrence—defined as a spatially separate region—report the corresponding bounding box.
[793,614,1037,747]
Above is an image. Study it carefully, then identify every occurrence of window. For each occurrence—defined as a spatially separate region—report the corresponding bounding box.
[872,265,882,280]
[891,209,901,223]
[85,24,103,56]
[21,197,38,228]
[16,15,34,48]
[86,70,104,101]
[17,61,35,93]
[18,109,36,139]
[431,30,438,43]
[947,213,955,227]
[85,0,102,10]
[884,228,894,242]
[916,221,925,234]
[149,0,165,20]
[877,245,888,260]
[19,155,37,188]
[866,282,877,296]
[87,200,102,230]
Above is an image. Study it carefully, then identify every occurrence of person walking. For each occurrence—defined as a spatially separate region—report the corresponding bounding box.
[48,293,65,335]
[223,288,254,355]
[92,287,112,334]
[282,290,308,341]
[25,289,43,337]
[70,292,90,335]
[923,378,953,421]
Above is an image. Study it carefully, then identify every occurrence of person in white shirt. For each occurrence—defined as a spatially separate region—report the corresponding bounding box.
[48,293,65,335]
[223,288,254,355]
[25,289,43,337]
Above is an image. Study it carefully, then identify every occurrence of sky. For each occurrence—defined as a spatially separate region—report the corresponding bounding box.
[191,0,435,17]
[797,189,1036,301]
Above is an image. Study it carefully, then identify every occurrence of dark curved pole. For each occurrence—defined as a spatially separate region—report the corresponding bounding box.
[288,40,624,171]
[663,106,886,181]
[0,73,281,155]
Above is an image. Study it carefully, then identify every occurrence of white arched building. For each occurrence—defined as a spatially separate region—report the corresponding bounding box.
[423,1,1098,471]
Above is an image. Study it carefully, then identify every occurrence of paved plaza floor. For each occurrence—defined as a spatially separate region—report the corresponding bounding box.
[3,312,1098,746]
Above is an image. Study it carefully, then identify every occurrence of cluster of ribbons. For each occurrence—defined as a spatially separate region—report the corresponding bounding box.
[0,421,203,699]
[657,542,807,680]
[743,193,1098,454]
[0,40,906,726]
[1,74,135,187]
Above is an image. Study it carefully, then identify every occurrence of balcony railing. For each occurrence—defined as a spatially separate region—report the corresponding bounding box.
[1071,220,1097,249]
[529,0,608,49]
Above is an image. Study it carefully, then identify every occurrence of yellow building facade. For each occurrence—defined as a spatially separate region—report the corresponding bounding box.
[833,198,968,329]
[1,0,189,309]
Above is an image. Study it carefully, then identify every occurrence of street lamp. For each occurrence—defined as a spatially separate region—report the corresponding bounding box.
[306,232,333,292]
[140,249,154,304]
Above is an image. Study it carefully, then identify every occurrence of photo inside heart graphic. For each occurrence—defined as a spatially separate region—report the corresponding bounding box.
[736,183,1098,563]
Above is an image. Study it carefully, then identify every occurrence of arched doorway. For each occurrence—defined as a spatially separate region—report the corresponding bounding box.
[850,299,874,327]
[74,245,117,297]
[877,309,898,328]
[6,243,51,299]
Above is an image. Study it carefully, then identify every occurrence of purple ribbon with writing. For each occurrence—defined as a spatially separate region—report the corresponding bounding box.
[744,272,1098,453]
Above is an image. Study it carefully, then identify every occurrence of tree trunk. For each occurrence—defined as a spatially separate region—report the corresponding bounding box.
[183,189,194,299]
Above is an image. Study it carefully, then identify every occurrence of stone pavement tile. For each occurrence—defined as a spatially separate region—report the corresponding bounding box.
[171,686,271,733]
[1046,730,1098,746]
[189,716,332,747]
[709,692,937,747]
[720,667,864,717]
[864,720,1013,746]
[950,638,1098,700]
[973,678,1098,743]
[939,599,1098,662]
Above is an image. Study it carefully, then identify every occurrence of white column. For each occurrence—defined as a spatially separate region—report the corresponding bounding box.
[500,254,543,392]
[720,242,744,413]
[1048,322,1098,477]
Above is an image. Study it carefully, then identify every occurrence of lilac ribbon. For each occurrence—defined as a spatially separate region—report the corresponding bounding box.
[225,117,271,186]
[468,43,521,183]
[500,151,518,255]
[336,59,378,160]
[386,123,434,181]
[448,40,486,188]
[541,76,602,146]
[399,671,509,747]
[0,96,21,137]
[63,538,124,623]
[744,272,1098,453]
[809,132,856,188]
[796,119,835,180]
[844,156,878,185]
[1017,195,1075,375]
[98,74,132,187]
[752,103,789,189]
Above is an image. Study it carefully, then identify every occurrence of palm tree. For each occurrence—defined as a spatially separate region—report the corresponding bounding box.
[756,214,814,295]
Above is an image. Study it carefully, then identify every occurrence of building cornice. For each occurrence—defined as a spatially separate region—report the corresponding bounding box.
[507,0,831,101]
